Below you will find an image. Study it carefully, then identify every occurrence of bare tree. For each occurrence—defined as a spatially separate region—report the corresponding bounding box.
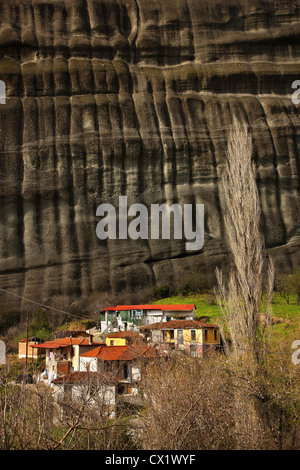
[211,117,300,450]
[0,365,136,450]
[52,371,132,450]
[0,369,54,450]
[215,117,274,359]
[136,354,236,450]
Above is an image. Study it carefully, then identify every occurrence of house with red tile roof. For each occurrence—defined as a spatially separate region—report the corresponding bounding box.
[140,319,220,357]
[52,371,118,418]
[106,330,146,346]
[80,344,162,395]
[100,304,196,332]
[33,331,103,381]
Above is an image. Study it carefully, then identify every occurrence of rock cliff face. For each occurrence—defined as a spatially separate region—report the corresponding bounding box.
[0,0,300,314]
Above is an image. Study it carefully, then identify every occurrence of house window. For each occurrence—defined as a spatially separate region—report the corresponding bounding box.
[177,329,184,345]
[214,329,217,341]
[190,344,197,357]
[118,384,126,395]
[163,330,174,341]
[90,382,98,396]
[133,310,143,319]
[191,329,196,341]
[204,329,208,342]
[105,361,113,373]
[124,363,130,379]
[110,340,114,346]
[65,384,72,398]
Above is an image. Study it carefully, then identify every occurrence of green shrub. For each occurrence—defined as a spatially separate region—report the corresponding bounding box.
[152,285,170,300]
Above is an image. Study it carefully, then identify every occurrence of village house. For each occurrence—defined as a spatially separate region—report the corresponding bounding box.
[51,371,118,419]
[33,331,103,382]
[100,304,196,331]
[80,343,162,395]
[105,330,146,346]
[51,332,159,417]
[18,337,46,361]
[139,319,220,357]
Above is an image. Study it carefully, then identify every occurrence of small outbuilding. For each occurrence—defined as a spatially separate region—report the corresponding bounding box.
[18,337,46,361]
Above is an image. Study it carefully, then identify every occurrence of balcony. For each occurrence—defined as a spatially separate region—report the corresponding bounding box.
[48,359,72,375]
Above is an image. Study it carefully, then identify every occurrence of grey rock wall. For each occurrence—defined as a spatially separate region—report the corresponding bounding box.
[0,0,300,314]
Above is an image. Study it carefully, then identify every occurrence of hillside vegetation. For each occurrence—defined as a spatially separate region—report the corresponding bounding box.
[154,292,300,344]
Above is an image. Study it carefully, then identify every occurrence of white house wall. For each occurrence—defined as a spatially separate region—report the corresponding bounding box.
[72,383,116,407]
[144,310,195,324]
[132,363,141,381]
[53,383,116,408]
[80,356,98,372]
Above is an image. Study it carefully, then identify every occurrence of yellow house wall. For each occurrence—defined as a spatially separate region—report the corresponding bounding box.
[106,337,127,346]
[203,328,220,344]
[182,329,202,343]
[164,328,219,345]
[164,329,202,343]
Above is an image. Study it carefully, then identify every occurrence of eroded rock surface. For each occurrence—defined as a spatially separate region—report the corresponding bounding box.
[0,0,300,314]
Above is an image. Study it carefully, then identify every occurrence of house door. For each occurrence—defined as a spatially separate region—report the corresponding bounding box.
[190,344,197,357]
[177,329,184,345]
[124,363,130,379]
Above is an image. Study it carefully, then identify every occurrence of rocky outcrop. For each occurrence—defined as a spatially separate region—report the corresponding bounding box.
[0,0,300,314]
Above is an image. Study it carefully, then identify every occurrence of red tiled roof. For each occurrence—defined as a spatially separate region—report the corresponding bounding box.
[101,304,195,313]
[52,371,119,384]
[107,331,141,339]
[119,345,161,361]
[79,345,104,358]
[140,319,218,330]
[19,337,41,343]
[80,344,162,361]
[33,337,103,349]
[81,345,129,361]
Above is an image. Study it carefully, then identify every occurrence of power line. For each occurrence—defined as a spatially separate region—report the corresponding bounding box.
[0,287,296,357]
[0,287,88,321]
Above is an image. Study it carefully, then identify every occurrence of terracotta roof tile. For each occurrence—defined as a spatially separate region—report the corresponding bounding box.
[101,304,195,313]
[81,345,129,361]
[119,345,161,360]
[107,331,142,339]
[80,344,162,361]
[19,337,41,343]
[33,337,102,349]
[140,319,218,330]
[52,371,118,384]
[80,345,104,358]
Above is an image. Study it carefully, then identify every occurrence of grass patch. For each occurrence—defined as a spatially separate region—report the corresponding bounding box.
[153,294,221,322]
[153,292,300,341]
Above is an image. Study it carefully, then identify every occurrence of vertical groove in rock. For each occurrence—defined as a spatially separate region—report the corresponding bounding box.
[0,0,300,312]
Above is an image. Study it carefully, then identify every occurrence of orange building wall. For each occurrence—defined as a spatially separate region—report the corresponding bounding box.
[18,341,46,359]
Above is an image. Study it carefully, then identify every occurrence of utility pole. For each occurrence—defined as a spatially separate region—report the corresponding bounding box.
[24,312,29,378]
